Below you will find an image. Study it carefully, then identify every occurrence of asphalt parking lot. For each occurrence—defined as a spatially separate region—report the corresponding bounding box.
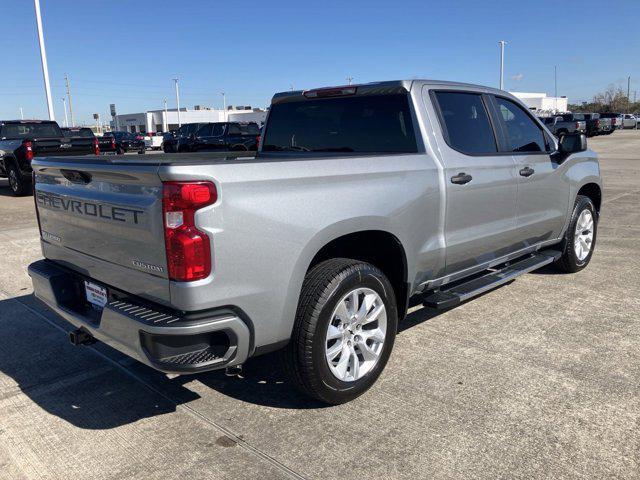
[0,131,638,480]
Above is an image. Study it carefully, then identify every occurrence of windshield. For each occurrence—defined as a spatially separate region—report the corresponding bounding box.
[62,128,94,138]
[262,94,417,153]
[239,123,260,134]
[2,122,62,139]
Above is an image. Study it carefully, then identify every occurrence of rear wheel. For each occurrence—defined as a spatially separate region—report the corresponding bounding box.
[282,259,397,404]
[554,195,597,273]
[7,163,29,196]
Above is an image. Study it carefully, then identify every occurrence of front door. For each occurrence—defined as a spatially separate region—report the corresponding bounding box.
[429,90,520,275]
[492,96,569,248]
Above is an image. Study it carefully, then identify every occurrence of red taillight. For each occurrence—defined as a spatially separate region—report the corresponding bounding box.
[256,135,261,148]
[303,85,357,98]
[110,137,116,150]
[595,120,600,128]
[23,140,34,162]
[162,181,217,282]
[575,122,580,129]
[93,138,100,155]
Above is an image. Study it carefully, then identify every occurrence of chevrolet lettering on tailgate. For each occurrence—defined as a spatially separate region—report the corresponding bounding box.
[36,191,144,224]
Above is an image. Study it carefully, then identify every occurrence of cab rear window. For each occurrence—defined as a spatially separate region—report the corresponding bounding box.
[1,122,62,139]
[262,94,417,153]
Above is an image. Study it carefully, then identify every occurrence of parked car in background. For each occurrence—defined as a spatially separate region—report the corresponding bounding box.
[622,114,637,129]
[0,120,98,195]
[184,122,261,152]
[599,113,623,131]
[162,123,208,153]
[142,132,163,150]
[582,113,611,137]
[28,80,602,404]
[102,131,145,154]
[539,115,586,137]
[61,127,101,155]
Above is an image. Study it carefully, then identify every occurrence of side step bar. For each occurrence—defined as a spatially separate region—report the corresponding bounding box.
[423,250,562,309]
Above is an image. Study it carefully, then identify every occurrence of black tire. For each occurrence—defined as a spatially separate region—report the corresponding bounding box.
[7,163,29,196]
[553,195,597,273]
[282,258,398,404]
[116,146,124,155]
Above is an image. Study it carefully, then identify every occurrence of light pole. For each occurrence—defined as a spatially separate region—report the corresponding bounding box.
[20,107,24,120]
[163,98,168,132]
[221,92,227,121]
[554,65,558,113]
[34,0,55,120]
[498,40,507,90]
[627,76,631,113]
[347,76,353,85]
[173,78,181,127]
[65,74,75,126]
[61,98,68,127]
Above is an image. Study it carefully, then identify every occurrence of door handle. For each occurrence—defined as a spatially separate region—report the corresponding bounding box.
[450,172,473,185]
[519,166,535,177]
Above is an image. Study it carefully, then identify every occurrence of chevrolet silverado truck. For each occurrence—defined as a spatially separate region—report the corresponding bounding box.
[0,120,98,195]
[28,80,602,404]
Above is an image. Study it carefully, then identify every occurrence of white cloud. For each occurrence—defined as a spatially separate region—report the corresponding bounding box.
[511,73,524,82]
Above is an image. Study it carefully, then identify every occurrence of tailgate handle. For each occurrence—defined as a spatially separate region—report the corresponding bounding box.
[61,169,92,184]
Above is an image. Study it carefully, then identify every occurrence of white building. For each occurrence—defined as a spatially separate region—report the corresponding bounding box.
[111,106,268,133]
[510,92,568,114]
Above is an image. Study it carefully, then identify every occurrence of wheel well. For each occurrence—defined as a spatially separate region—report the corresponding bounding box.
[308,230,409,320]
[578,183,602,213]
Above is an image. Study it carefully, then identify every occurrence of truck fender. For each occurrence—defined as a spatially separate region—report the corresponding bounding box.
[279,216,408,339]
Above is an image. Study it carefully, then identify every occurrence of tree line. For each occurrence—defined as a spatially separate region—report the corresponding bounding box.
[569,85,639,114]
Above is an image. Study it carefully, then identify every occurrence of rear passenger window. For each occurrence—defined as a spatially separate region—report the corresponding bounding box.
[196,124,213,136]
[495,97,546,152]
[433,92,497,154]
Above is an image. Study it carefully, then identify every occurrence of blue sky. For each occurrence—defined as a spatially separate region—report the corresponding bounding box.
[1,0,638,124]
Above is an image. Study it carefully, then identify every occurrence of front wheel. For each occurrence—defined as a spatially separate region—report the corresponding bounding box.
[553,195,597,273]
[282,259,397,404]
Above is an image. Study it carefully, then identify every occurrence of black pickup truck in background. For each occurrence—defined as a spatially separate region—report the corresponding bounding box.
[0,120,98,196]
[102,131,145,154]
[61,127,101,154]
[582,113,612,137]
[184,122,261,152]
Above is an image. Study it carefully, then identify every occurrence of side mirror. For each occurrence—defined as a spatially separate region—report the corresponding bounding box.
[559,132,587,154]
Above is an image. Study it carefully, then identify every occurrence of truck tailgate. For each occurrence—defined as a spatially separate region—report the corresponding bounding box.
[32,156,171,304]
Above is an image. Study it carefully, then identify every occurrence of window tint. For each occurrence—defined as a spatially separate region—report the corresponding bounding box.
[227,124,242,135]
[2,122,61,139]
[239,123,259,135]
[62,128,94,138]
[196,124,213,136]
[212,124,225,136]
[262,94,417,153]
[495,97,546,152]
[433,92,497,154]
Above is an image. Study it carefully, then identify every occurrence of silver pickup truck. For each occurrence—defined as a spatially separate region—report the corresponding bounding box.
[28,80,602,404]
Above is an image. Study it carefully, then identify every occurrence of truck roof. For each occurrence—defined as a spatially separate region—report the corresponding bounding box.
[1,119,58,124]
[272,79,509,104]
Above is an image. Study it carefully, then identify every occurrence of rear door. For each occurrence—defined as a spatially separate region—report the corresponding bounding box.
[491,95,569,247]
[429,90,519,274]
